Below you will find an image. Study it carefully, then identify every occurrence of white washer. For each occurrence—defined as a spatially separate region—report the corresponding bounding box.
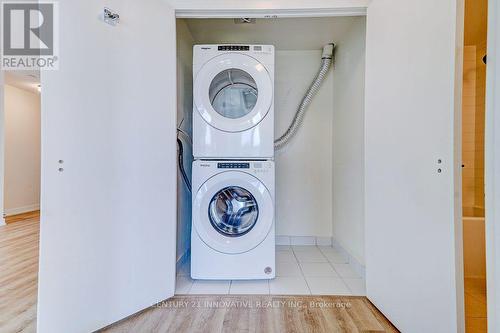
[191,160,275,280]
[193,44,274,159]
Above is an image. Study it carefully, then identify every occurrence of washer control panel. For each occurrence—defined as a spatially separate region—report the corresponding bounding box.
[253,162,272,174]
[218,45,250,51]
[217,162,250,169]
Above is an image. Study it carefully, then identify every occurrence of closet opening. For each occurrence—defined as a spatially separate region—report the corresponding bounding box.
[174,16,367,296]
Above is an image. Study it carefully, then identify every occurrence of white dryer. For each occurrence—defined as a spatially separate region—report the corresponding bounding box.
[193,44,274,159]
[191,160,275,280]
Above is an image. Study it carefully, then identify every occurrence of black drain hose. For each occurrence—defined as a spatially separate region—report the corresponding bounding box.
[177,138,191,192]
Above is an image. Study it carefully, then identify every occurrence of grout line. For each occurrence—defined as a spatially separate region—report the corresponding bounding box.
[340,277,355,295]
[340,276,367,296]
[325,260,357,296]
[324,254,342,278]
[319,246,357,296]
[186,278,194,294]
[188,277,197,295]
[327,260,351,289]
[317,245,331,265]
[292,246,312,295]
[177,273,194,295]
[185,246,364,296]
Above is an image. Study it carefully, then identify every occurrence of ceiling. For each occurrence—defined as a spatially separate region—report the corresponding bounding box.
[4,70,40,94]
[182,16,365,50]
[167,0,370,12]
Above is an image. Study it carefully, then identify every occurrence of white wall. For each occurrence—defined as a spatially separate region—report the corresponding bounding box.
[331,17,366,264]
[4,84,41,216]
[176,19,194,261]
[275,50,334,237]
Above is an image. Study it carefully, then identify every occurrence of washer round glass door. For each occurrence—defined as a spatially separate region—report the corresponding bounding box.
[208,186,259,237]
[193,171,274,254]
[194,53,273,132]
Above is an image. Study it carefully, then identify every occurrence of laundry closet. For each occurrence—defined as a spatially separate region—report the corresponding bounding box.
[175,16,366,282]
[35,1,464,332]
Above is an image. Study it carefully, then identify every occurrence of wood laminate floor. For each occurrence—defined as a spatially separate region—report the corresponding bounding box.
[4,211,40,224]
[100,295,398,333]
[0,215,39,333]
[0,214,399,332]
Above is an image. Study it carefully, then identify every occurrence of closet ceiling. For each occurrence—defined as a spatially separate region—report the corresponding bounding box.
[183,16,365,50]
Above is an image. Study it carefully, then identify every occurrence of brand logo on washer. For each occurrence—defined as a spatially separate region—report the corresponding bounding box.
[199,163,211,167]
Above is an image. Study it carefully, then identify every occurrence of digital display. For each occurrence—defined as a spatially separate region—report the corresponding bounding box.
[217,162,250,169]
[218,45,250,51]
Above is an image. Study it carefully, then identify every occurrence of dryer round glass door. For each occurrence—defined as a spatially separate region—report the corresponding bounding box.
[193,171,274,254]
[209,69,258,119]
[194,53,273,132]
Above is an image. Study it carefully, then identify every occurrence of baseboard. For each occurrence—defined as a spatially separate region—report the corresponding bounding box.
[276,235,333,246]
[276,235,366,279]
[4,204,40,217]
[331,238,366,279]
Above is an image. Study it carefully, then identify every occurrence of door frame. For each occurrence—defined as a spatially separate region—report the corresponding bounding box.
[485,0,500,331]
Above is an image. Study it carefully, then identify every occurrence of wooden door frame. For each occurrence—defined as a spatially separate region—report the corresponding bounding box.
[485,0,500,331]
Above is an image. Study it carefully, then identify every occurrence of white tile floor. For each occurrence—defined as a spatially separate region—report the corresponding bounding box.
[176,245,366,296]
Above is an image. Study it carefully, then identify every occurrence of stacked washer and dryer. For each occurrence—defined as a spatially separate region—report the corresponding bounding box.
[191,45,276,280]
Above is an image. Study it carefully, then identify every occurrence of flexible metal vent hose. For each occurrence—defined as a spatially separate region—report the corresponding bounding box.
[274,43,335,150]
